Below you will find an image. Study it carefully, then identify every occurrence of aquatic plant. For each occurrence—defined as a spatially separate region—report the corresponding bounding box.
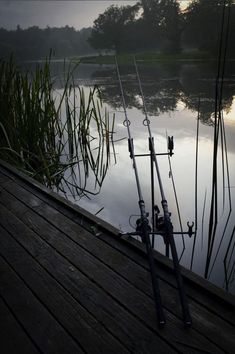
[0,56,115,198]
[204,0,232,279]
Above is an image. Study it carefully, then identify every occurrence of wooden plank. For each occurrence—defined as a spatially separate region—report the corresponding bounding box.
[1,160,234,312]
[0,205,176,354]
[0,296,40,354]
[0,191,227,354]
[0,256,83,354]
[1,165,234,326]
[0,229,130,354]
[97,232,235,324]
[1,173,234,353]
[96,232,235,321]
[1,163,235,352]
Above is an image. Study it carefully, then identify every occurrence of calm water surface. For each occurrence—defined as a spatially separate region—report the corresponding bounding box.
[46,61,235,293]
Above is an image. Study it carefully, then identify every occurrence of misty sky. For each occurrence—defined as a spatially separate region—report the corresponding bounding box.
[0,1,189,31]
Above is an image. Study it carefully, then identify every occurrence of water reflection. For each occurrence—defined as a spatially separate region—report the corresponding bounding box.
[73,62,235,294]
[33,59,235,125]
[89,62,235,126]
[29,60,235,294]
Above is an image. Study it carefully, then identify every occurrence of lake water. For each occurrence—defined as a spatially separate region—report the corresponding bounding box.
[36,60,235,294]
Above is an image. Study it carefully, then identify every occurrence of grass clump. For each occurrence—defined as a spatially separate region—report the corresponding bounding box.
[0,56,115,198]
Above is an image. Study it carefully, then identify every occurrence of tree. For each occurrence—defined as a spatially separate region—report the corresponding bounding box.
[88,1,184,54]
[0,26,96,60]
[88,5,139,53]
[140,0,164,48]
[183,0,234,54]
[158,0,182,52]
[140,0,182,52]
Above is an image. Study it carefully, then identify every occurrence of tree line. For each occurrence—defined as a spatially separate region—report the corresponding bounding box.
[88,0,235,56]
[0,0,234,60]
[0,26,95,60]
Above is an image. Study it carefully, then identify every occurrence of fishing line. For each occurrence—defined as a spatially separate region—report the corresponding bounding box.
[190,99,200,270]
[133,58,166,204]
[165,130,185,262]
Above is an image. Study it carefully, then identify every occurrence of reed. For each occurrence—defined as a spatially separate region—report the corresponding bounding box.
[204,0,231,278]
[224,226,235,290]
[0,56,115,198]
[190,100,200,270]
[201,189,207,251]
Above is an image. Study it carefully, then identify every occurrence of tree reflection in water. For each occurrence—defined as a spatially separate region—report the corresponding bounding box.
[90,62,235,125]
[86,61,235,293]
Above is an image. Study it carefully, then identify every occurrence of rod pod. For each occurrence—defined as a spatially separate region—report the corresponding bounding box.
[133,57,192,327]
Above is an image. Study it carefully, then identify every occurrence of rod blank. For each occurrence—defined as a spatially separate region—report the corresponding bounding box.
[115,56,165,327]
[133,56,192,327]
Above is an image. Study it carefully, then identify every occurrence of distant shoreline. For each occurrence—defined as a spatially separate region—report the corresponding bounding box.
[78,52,222,65]
[12,52,235,66]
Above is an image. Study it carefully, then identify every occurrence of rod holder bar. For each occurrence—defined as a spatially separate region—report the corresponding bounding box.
[134,152,174,157]
[116,56,192,328]
[150,232,196,236]
[119,231,195,238]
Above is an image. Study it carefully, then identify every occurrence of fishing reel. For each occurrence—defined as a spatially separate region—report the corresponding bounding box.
[153,205,172,245]
[153,204,195,239]
[135,213,151,243]
[154,205,165,231]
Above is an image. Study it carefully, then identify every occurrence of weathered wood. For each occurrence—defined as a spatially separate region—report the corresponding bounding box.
[0,187,228,354]
[0,296,40,354]
[0,229,129,354]
[0,256,83,354]
[4,176,234,336]
[1,162,234,316]
[0,160,234,354]
[1,171,234,351]
[0,205,176,354]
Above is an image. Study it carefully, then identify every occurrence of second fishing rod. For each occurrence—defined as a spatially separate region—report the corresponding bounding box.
[115,56,166,327]
[133,56,192,327]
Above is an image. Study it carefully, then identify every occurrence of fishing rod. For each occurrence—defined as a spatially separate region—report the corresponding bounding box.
[115,56,166,327]
[133,56,192,327]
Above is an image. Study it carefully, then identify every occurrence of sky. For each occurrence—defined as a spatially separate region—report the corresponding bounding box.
[0,0,190,31]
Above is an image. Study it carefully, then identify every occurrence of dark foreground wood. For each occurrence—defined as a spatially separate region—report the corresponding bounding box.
[0,159,234,354]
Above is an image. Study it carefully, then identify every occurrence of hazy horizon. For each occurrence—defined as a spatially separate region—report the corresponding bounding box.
[0,1,190,31]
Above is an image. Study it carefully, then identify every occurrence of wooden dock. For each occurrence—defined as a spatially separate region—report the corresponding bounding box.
[0,159,234,354]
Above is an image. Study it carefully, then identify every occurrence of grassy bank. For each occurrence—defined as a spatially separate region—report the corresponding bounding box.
[79,51,214,65]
